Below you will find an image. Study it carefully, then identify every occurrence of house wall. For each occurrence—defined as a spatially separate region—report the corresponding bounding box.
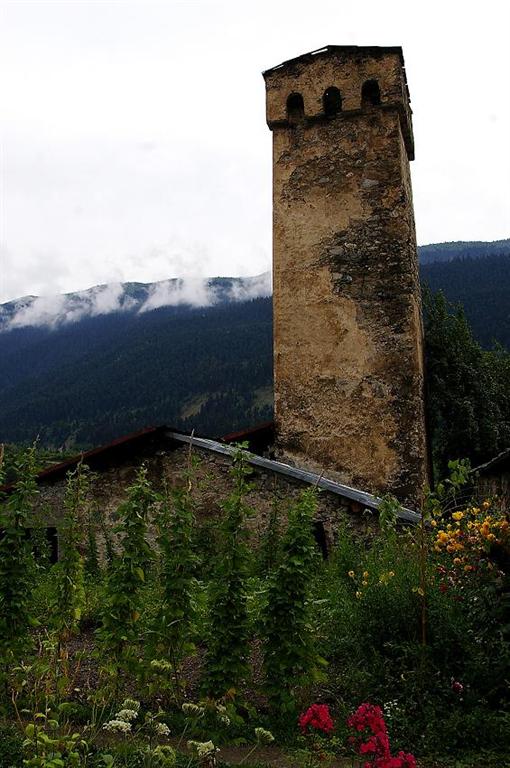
[29,443,377,560]
[476,470,510,510]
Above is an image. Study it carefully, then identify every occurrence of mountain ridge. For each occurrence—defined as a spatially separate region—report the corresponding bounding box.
[1,240,509,448]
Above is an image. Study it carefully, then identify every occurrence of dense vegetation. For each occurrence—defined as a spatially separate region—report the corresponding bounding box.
[0,446,509,767]
[423,289,510,476]
[420,253,510,349]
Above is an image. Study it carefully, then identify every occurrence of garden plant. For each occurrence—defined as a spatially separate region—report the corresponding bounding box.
[0,443,509,768]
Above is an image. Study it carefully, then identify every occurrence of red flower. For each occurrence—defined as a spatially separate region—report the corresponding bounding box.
[298,704,335,736]
[347,702,416,768]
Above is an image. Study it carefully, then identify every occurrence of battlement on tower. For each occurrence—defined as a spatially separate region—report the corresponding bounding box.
[263,45,414,160]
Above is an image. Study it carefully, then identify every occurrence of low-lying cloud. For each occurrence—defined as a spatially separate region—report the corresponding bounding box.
[0,272,272,331]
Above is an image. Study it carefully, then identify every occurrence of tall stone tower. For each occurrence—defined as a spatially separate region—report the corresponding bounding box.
[263,45,428,507]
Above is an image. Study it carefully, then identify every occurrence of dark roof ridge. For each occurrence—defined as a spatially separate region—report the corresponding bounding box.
[473,447,510,475]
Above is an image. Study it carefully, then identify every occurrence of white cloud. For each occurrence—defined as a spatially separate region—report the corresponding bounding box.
[5,282,132,329]
[139,278,216,312]
[0,1,508,303]
[225,272,272,302]
[1,272,274,330]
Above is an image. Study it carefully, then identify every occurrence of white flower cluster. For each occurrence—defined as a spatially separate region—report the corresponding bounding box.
[116,708,138,722]
[103,719,132,734]
[182,702,205,717]
[255,727,275,744]
[103,698,141,735]
[383,699,400,721]
[154,721,171,737]
[187,740,219,758]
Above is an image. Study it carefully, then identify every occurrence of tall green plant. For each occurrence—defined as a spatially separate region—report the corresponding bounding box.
[0,443,39,687]
[203,445,253,697]
[53,462,90,642]
[99,465,154,676]
[261,487,322,711]
[152,471,198,699]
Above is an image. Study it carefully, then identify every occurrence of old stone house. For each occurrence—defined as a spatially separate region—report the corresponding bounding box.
[474,450,510,509]
[23,423,419,563]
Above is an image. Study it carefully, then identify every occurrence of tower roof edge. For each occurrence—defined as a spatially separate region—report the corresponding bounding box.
[262,45,406,78]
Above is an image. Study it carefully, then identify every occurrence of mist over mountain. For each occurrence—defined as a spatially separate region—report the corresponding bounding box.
[0,273,272,331]
[0,242,508,448]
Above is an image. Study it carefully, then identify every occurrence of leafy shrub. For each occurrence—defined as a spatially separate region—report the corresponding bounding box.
[203,446,253,697]
[0,722,23,767]
[261,488,323,711]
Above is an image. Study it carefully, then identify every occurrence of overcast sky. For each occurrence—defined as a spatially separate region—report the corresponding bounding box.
[0,0,509,303]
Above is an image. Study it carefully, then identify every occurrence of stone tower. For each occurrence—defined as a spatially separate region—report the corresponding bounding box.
[263,45,428,507]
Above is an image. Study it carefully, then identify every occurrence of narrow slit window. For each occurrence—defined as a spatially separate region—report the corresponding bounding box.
[361,79,381,107]
[313,521,329,559]
[323,86,342,117]
[286,93,305,124]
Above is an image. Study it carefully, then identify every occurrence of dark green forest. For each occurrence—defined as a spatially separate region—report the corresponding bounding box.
[0,246,509,479]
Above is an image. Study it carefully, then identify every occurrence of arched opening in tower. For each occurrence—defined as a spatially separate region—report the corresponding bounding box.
[323,87,342,116]
[286,93,305,124]
[361,79,382,107]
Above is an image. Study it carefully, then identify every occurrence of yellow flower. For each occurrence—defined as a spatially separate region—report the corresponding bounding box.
[452,511,464,522]
[453,557,462,566]
[348,570,355,578]
[388,571,395,578]
[355,591,362,599]
[482,500,491,509]
[362,580,368,587]
[430,519,437,528]
[363,571,369,579]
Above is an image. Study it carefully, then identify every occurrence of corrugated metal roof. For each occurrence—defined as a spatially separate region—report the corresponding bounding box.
[167,430,421,524]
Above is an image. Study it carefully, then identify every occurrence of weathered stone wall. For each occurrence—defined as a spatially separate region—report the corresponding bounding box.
[476,470,510,510]
[31,443,377,559]
[264,47,428,507]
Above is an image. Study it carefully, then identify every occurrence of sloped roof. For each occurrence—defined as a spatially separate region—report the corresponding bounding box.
[1,422,420,524]
[473,448,510,476]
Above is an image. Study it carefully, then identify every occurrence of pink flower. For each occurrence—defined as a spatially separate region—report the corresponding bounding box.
[347,702,416,768]
[298,704,335,736]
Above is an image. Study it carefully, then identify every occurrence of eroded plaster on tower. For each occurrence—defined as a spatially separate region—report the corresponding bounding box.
[264,46,429,507]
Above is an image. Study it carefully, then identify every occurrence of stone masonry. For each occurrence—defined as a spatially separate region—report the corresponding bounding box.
[264,45,429,507]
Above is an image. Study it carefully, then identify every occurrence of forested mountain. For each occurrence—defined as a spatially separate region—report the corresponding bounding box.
[420,253,510,349]
[0,297,273,447]
[418,238,510,264]
[0,242,508,454]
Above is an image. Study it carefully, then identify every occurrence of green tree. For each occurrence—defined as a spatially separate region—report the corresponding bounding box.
[261,488,323,711]
[424,289,510,476]
[0,444,39,691]
[203,445,253,697]
[98,465,154,677]
[53,462,89,641]
[152,469,198,700]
